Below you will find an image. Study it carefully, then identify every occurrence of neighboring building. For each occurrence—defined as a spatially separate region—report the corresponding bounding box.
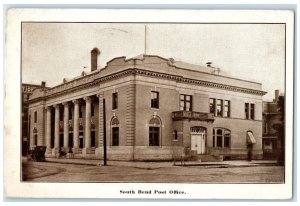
[27,48,266,161]
[21,83,44,155]
[262,90,285,160]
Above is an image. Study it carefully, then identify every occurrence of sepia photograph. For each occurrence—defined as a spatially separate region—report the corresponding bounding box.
[4,9,294,199]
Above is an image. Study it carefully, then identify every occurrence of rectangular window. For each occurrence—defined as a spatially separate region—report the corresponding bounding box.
[224,134,230,148]
[216,129,223,147]
[209,98,216,114]
[112,92,118,110]
[224,100,230,117]
[250,103,255,120]
[112,127,119,146]
[91,131,96,147]
[245,103,249,119]
[216,99,223,116]
[149,127,160,146]
[34,134,38,146]
[151,91,159,109]
[179,94,192,111]
[34,111,37,123]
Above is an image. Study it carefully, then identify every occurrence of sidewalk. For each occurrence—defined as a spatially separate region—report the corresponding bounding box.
[43,157,279,169]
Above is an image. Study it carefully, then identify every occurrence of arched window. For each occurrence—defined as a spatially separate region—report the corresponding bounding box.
[111,117,119,146]
[213,128,231,148]
[149,117,161,146]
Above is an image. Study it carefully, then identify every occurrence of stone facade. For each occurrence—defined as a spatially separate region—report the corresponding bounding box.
[27,49,266,161]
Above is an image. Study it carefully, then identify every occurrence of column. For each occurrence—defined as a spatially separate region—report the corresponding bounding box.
[73,99,79,151]
[95,93,104,157]
[63,102,69,150]
[83,96,92,154]
[53,104,60,156]
[46,106,52,153]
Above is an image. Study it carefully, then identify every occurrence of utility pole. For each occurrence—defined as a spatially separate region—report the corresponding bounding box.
[103,98,107,166]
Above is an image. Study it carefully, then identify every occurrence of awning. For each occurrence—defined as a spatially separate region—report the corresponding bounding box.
[247,132,256,144]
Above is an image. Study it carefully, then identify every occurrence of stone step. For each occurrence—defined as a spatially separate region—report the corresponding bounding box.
[197,154,223,162]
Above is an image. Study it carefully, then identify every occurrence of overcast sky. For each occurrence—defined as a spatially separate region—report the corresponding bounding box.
[22,23,285,101]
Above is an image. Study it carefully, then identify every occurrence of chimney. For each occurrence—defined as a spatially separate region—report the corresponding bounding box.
[91,48,100,72]
[275,90,280,102]
[41,81,46,88]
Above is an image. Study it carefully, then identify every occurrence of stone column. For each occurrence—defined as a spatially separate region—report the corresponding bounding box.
[63,102,69,151]
[73,99,80,153]
[46,106,52,154]
[52,104,60,156]
[95,93,104,157]
[83,96,92,154]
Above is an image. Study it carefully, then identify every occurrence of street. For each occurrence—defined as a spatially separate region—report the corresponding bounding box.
[22,160,284,183]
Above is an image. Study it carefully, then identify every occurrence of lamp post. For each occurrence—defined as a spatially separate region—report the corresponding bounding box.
[103,98,107,166]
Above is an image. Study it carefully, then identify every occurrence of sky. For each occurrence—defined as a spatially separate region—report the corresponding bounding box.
[22,23,285,101]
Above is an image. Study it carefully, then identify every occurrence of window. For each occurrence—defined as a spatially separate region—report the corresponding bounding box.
[250,103,255,120]
[91,131,96,147]
[151,91,159,109]
[111,117,119,146]
[34,135,38,146]
[112,127,119,146]
[213,128,231,148]
[209,98,215,114]
[149,117,161,146]
[245,103,249,119]
[216,99,223,116]
[180,94,192,111]
[112,92,118,110]
[245,103,255,120]
[174,130,178,140]
[149,127,160,146]
[224,100,230,117]
[216,129,223,147]
[34,111,37,123]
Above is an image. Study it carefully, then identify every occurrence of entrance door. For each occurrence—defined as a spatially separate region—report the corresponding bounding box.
[190,127,207,154]
[191,133,205,154]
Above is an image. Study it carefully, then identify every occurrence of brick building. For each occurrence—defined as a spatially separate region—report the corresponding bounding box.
[22,83,44,155]
[262,90,285,160]
[27,48,266,161]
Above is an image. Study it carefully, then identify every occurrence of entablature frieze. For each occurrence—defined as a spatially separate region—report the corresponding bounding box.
[29,68,267,103]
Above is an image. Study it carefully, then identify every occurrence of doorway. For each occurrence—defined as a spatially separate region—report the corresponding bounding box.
[190,127,207,154]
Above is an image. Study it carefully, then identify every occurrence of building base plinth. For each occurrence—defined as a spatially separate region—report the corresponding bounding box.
[72,148,82,154]
[82,148,95,155]
[52,148,59,158]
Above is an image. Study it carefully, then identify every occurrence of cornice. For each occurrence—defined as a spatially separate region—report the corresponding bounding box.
[29,68,266,103]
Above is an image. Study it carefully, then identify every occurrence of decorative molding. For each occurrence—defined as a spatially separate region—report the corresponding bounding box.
[29,67,267,103]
